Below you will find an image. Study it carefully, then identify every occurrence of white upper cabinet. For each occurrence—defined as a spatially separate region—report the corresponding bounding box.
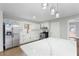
[30,23,40,30]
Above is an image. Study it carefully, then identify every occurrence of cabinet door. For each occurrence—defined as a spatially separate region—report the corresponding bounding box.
[30,23,40,30]
[50,22,60,38]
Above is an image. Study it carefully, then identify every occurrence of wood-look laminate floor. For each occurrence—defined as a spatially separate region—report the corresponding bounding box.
[0,47,27,56]
[0,45,78,56]
[77,46,79,56]
[77,40,79,56]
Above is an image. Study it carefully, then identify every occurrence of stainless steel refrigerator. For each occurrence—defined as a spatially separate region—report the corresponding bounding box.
[3,23,20,50]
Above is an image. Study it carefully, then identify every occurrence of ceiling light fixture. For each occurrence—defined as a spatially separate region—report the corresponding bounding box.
[42,3,48,7]
[41,3,48,10]
[56,12,60,18]
[56,1,60,18]
[41,3,60,18]
[50,8,55,15]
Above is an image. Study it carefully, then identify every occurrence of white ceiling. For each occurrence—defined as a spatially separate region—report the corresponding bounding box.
[0,3,79,22]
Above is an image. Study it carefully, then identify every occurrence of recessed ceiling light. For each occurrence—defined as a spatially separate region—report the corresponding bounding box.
[42,3,48,7]
[33,16,36,19]
[42,6,47,10]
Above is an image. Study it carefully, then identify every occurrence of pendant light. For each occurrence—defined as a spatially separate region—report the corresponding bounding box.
[56,12,60,18]
[56,2,60,18]
[50,8,55,15]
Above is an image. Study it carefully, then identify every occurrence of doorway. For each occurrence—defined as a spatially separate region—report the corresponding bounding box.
[67,19,79,56]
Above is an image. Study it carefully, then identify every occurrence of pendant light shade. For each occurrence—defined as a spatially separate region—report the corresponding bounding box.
[56,12,60,18]
[41,3,60,18]
[55,2,60,18]
[42,3,48,7]
[50,8,55,15]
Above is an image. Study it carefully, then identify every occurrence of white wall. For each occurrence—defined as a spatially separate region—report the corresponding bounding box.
[41,20,68,39]
[50,22,60,38]
[59,20,68,39]
[0,11,3,52]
